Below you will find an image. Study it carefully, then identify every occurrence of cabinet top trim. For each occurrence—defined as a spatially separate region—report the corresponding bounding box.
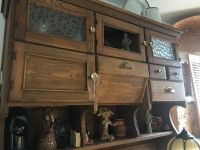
[61,0,182,38]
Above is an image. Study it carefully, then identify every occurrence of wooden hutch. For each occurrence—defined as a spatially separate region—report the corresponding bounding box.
[0,0,185,149]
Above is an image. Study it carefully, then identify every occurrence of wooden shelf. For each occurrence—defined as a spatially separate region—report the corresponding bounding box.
[58,131,173,150]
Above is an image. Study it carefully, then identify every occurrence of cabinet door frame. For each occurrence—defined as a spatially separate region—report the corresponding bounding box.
[14,0,95,53]
[9,41,95,105]
[145,29,180,67]
[96,13,146,62]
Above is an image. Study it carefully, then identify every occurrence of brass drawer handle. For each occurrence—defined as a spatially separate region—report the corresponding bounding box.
[157,69,162,73]
[165,87,175,93]
[143,41,148,46]
[90,27,96,33]
[120,62,133,70]
[91,72,99,82]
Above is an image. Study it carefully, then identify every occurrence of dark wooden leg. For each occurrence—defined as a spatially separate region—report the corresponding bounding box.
[0,116,6,150]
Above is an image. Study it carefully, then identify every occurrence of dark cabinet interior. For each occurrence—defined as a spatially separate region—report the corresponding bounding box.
[104,26,140,53]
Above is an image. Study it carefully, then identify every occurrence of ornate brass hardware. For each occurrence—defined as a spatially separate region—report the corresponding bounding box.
[120,62,133,70]
[157,69,162,73]
[165,87,175,93]
[91,72,99,82]
[143,41,148,46]
[90,27,96,33]
[149,41,153,47]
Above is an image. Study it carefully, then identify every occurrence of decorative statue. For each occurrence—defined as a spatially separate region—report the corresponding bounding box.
[145,111,152,133]
[38,107,57,150]
[122,32,132,51]
[97,107,117,141]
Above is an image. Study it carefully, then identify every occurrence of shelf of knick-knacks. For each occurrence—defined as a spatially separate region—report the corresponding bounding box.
[58,131,173,150]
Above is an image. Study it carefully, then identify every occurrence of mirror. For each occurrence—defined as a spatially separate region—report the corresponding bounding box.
[169,106,185,133]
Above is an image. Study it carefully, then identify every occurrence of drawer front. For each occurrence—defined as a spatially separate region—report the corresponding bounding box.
[98,74,146,104]
[150,80,185,102]
[167,67,183,81]
[149,64,166,79]
[97,56,149,78]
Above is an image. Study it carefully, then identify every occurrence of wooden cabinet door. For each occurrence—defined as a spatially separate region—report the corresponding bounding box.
[96,14,146,62]
[14,0,95,53]
[97,56,149,104]
[145,29,180,67]
[9,42,95,105]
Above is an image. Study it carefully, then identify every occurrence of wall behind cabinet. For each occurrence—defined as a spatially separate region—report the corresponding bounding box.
[0,0,5,70]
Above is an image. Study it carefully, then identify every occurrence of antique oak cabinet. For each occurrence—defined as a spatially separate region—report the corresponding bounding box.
[0,0,185,149]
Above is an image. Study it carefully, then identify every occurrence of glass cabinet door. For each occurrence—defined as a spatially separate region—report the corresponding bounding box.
[145,30,180,67]
[14,0,95,53]
[96,14,146,62]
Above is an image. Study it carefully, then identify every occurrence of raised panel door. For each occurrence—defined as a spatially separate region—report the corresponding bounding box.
[9,42,95,105]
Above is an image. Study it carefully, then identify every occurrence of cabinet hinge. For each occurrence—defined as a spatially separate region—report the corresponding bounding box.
[95,19,98,25]
[95,40,98,46]
[10,81,14,89]
[12,52,16,60]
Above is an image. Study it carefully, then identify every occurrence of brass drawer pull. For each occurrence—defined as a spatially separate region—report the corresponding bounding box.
[157,69,162,73]
[120,62,133,70]
[175,72,180,75]
[165,87,175,93]
[90,27,96,33]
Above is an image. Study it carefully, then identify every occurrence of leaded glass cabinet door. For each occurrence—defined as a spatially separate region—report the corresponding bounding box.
[96,14,146,62]
[14,0,95,53]
[145,30,180,67]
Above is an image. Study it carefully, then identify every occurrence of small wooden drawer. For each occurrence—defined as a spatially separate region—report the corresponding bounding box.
[150,80,185,102]
[167,67,183,81]
[149,64,166,79]
[97,56,149,78]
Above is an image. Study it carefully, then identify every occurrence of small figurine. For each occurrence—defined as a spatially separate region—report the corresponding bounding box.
[122,32,132,51]
[145,111,152,133]
[97,107,117,141]
[38,107,57,150]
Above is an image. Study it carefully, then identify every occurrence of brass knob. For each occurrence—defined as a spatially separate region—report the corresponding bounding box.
[143,41,148,46]
[149,41,153,47]
[90,27,96,33]
[165,87,175,93]
[175,72,180,75]
[91,72,99,82]
[157,69,162,73]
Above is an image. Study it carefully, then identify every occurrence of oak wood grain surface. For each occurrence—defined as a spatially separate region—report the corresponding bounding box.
[96,14,146,62]
[9,41,95,103]
[149,64,167,80]
[14,0,95,53]
[150,80,186,102]
[167,67,183,81]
